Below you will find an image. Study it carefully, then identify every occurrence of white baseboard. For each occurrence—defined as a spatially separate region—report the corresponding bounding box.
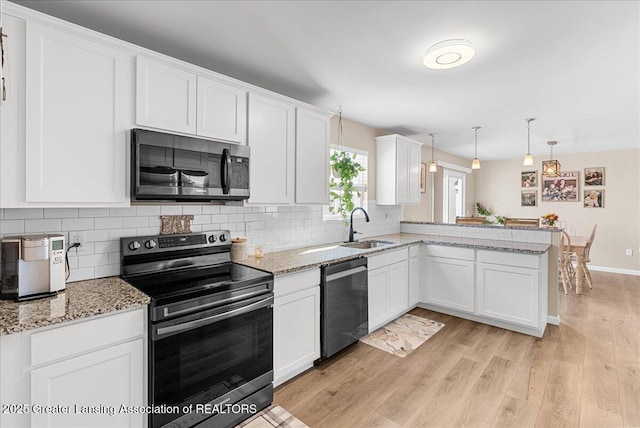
[588,265,640,276]
[547,315,560,325]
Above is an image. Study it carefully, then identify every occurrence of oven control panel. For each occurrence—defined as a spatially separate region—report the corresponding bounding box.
[121,231,231,256]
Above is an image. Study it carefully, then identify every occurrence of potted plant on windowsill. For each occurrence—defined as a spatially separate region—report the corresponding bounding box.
[329,150,365,225]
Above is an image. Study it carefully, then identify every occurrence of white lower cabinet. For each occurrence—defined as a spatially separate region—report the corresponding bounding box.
[367,248,409,332]
[273,269,320,387]
[408,245,420,307]
[424,246,475,314]
[0,308,146,428]
[476,250,546,330]
[419,245,549,337]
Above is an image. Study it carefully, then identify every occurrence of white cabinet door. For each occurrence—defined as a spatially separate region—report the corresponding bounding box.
[196,76,247,144]
[24,21,132,204]
[136,56,196,134]
[425,256,475,313]
[387,260,409,318]
[408,141,421,204]
[30,339,144,428]
[367,267,388,332]
[477,262,539,328]
[247,93,295,204]
[408,255,420,307]
[273,285,320,386]
[295,107,330,204]
[396,138,410,204]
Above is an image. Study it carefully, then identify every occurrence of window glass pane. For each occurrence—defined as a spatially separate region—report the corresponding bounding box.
[324,146,368,221]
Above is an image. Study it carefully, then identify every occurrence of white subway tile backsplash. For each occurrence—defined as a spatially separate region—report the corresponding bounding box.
[108,228,137,241]
[123,217,149,228]
[95,217,123,229]
[210,214,229,223]
[1,220,25,234]
[5,208,44,220]
[109,207,138,217]
[62,218,94,231]
[161,206,183,215]
[95,241,119,254]
[95,264,120,278]
[202,205,221,214]
[182,206,203,215]
[44,208,79,218]
[135,206,161,216]
[24,219,62,233]
[86,229,110,242]
[79,253,109,268]
[79,208,110,217]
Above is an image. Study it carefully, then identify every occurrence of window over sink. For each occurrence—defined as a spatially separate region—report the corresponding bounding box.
[323,145,368,221]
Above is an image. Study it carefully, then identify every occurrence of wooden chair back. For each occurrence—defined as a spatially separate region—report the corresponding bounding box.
[585,224,597,261]
[504,218,540,227]
[455,216,486,225]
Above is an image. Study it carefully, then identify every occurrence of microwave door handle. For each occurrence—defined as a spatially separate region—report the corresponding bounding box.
[221,148,231,194]
[153,295,273,340]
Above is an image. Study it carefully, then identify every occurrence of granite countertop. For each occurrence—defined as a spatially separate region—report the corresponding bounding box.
[0,277,150,336]
[401,221,560,232]
[236,232,551,275]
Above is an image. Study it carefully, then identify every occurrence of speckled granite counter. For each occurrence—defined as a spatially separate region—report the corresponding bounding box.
[0,277,149,335]
[401,221,560,232]
[236,232,551,275]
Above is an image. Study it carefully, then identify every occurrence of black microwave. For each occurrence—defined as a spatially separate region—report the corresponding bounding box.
[131,129,250,202]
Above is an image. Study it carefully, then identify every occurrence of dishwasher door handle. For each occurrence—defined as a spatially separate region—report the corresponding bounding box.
[324,266,367,282]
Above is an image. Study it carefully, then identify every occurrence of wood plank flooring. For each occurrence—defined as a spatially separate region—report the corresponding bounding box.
[274,271,640,427]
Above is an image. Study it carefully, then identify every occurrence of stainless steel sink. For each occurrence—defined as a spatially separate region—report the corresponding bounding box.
[340,240,395,249]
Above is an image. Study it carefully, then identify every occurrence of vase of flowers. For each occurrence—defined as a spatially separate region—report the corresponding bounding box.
[540,213,559,227]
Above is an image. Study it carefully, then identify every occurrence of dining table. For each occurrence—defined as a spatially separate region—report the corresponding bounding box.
[568,235,589,294]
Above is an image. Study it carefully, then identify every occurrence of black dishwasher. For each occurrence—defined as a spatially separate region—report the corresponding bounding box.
[319,257,368,360]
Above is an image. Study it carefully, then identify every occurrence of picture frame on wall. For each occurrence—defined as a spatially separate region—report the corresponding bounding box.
[420,163,426,193]
[584,167,604,186]
[521,171,537,188]
[542,171,579,202]
[521,190,537,207]
[584,189,604,208]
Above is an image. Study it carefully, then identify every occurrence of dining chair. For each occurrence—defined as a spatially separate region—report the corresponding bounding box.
[581,224,597,289]
[504,218,540,227]
[557,221,577,237]
[455,216,486,225]
[558,230,574,294]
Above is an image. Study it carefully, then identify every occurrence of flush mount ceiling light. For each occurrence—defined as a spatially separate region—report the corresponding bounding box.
[522,118,535,166]
[423,39,475,69]
[471,126,481,170]
[428,133,438,173]
[543,140,561,177]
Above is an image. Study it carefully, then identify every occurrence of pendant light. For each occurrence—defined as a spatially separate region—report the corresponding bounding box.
[471,126,481,170]
[522,118,535,166]
[543,140,561,177]
[428,133,438,173]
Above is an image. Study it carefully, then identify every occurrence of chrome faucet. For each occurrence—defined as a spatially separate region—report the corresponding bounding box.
[348,207,370,242]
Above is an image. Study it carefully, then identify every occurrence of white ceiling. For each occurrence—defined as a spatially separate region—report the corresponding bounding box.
[11,0,640,160]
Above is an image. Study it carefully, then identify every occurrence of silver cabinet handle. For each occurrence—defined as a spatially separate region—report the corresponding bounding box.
[155,295,273,338]
[324,266,367,282]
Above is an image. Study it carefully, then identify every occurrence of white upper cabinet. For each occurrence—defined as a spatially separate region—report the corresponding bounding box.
[196,76,247,143]
[136,56,197,134]
[375,134,422,205]
[248,93,295,204]
[295,107,330,204]
[24,20,132,204]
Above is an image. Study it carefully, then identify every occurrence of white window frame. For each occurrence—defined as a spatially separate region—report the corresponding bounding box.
[323,145,368,221]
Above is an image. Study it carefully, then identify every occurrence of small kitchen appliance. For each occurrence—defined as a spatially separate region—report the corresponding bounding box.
[1,234,66,301]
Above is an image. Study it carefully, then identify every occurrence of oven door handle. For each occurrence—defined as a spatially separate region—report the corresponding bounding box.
[154,295,273,339]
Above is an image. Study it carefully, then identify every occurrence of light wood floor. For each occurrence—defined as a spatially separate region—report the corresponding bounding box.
[275,271,640,427]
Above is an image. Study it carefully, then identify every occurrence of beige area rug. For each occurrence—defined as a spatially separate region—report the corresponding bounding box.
[359,313,445,358]
[236,404,308,428]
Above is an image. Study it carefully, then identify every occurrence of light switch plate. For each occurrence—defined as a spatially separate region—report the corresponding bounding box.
[625,248,633,256]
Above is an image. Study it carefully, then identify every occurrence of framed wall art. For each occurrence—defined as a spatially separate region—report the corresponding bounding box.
[584,189,604,208]
[521,190,537,207]
[521,171,537,188]
[542,171,579,202]
[584,167,604,186]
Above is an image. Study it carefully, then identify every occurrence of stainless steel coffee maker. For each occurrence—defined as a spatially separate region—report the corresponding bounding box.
[1,234,66,301]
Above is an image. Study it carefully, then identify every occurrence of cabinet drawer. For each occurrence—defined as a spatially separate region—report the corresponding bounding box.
[274,268,320,298]
[367,248,408,270]
[423,245,474,261]
[31,308,144,366]
[478,250,540,269]
[409,244,420,258]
